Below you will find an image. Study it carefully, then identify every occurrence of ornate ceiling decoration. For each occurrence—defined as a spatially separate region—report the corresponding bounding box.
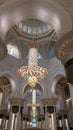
[0,0,71,42]
[57,77,70,99]
[13,21,55,42]
[55,30,73,62]
[6,26,56,46]
[15,19,53,38]
[4,19,56,61]
[0,76,10,86]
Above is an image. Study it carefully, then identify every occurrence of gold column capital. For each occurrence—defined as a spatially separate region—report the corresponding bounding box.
[0,109,7,114]
[9,98,24,106]
[41,98,57,106]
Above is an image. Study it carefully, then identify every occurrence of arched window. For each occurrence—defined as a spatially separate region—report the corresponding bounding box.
[7,43,20,59]
[16,19,53,37]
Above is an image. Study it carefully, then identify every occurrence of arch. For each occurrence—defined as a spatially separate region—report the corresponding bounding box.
[0,73,16,92]
[51,75,68,112]
[22,82,44,95]
[0,76,12,108]
[51,74,66,97]
[0,0,72,40]
[23,84,43,95]
[56,77,71,99]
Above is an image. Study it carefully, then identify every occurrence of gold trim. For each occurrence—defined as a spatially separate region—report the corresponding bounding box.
[55,30,73,60]
[27,103,41,107]
[41,98,57,105]
[9,98,24,105]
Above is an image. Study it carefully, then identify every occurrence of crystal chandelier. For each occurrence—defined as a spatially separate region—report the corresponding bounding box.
[17,45,48,87]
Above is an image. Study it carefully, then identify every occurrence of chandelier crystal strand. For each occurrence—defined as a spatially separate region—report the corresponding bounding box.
[28,47,38,67]
[31,89,37,118]
[27,47,38,87]
[32,89,36,103]
[17,46,48,87]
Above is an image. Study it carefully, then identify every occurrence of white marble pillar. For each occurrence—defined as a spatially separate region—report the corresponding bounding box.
[56,84,67,111]
[8,98,24,130]
[53,106,57,130]
[0,109,7,130]
[45,106,49,130]
[42,98,57,130]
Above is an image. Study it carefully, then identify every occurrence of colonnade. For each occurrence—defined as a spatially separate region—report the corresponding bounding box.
[0,97,71,130]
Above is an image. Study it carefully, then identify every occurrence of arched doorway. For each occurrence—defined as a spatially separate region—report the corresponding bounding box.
[55,77,71,112]
[0,76,12,109]
[52,76,71,130]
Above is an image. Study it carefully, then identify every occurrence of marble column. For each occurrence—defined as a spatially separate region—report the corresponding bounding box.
[57,111,69,130]
[56,84,67,112]
[42,98,57,130]
[41,115,43,129]
[67,84,73,128]
[0,84,11,109]
[8,98,24,130]
[0,109,7,130]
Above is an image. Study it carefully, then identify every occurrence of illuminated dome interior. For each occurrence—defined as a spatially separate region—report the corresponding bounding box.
[16,19,53,37]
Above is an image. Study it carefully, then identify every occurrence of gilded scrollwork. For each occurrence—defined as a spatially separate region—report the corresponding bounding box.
[55,30,73,61]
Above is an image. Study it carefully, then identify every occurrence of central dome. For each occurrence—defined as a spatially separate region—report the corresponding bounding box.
[16,19,53,37]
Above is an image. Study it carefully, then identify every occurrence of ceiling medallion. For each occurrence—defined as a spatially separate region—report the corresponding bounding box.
[17,43,48,88]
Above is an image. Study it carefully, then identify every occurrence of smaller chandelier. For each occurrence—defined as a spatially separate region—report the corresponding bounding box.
[17,47,48,87]
[27,103,41,118]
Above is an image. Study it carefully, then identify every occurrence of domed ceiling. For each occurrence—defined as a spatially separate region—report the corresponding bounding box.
[4,18,57,60]
[15,19,53,38]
